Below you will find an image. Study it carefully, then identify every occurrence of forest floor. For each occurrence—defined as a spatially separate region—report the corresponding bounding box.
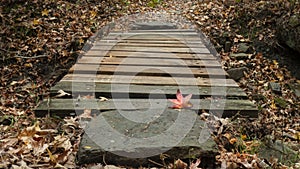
[0,0,299,168]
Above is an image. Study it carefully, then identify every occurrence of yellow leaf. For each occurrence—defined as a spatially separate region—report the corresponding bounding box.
[270,100,277,109]
[32,18,40,25]
[229,138,237,144]
[273,60,278,65]
[223,133,231,140]
[42,9,49,16]
[79,38,84,44]
[47,148,57,163]
[276,72,284,81]
[241,134,247,140]
[90,10,97,18]
[24,63,33,68]
[84,146,92,149]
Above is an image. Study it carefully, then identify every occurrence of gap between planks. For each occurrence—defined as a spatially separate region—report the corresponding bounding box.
[51,82,247,98]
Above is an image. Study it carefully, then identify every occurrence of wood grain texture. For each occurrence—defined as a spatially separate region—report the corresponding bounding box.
[51,82,247,98]
[70,64,227,77]
[84,51,218,60]
[35,98,257,117]
[90,45,210,54]
[76,57,222,67]
[61,74,238,87]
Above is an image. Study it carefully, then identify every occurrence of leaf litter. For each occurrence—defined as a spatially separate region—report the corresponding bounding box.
[0,0,299,168]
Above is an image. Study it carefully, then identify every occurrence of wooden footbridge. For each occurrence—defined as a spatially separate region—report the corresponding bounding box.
[35,24,257,166]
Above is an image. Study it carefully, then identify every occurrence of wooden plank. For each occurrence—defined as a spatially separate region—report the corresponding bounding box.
[35,99,258,118]
[94,42,205,48]
[77,57,222,68]
[51,82,247,98]
[109,32,199,35]
[90,45,210,54]
[112,29,196,33]
[70,64,228,78]
[84,51,217,60]
[61,74,238,87]
[97,39,203,45]
[103,35,203,41]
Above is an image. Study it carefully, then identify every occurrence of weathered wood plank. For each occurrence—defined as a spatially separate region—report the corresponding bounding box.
[77,57,222,68]
[84,51,217,60]
[70,64,227,78]
[103,35,203,41]
[94,42,205,48]
[51,82,247,98]
[90,46,210,54]
[35,99,258,117]
[109,32,199,35]
[97,39,203,45]
[61,74,238,87]
[112,29,196,33]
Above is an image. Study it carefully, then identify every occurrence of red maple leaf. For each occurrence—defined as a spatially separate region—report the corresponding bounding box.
[168,89,193,109]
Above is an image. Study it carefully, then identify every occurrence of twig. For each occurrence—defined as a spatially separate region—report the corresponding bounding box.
[0,48,11,52]
[103,153,107,166]
[14,55,48,59]
[148,159,164,167]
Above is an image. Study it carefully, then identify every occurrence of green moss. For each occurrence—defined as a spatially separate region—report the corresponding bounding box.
[274,97,288,108]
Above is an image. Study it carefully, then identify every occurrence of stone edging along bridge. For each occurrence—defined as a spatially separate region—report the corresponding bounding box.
[35,22,257,166]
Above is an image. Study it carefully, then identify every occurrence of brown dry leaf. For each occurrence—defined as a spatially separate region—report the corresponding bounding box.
[52,135,72,150]
[174,159,188,169]
[190,159,202,169]
[79,109,93,119]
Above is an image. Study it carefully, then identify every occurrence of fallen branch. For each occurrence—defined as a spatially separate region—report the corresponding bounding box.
[14,55,48,59]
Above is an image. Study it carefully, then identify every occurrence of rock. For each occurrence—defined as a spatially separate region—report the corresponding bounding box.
[104,165,125,169]
[224,41,231,52]
[277,14,300,53]
[226,67,248,81]
[259,135,300,165]
[237,43,250,53]
[131,21,177,30]
[229,53,248,60]
[77,109,217,166]
[289,82,300,97]
[268,82,281,94]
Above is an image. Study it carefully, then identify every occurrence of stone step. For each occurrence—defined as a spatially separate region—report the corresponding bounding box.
[77,109,217,167]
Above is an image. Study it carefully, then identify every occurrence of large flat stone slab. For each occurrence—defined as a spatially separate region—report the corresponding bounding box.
[77,109,217,166]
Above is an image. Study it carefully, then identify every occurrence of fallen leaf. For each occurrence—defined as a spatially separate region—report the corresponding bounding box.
[190,159,202,169]
[54,90,71,98]
[99,96,109,102]
[174,159,188,169]
[79,109,93,119]
[168,89,193,109]
[42,9,49,16]
[32,18,40,26]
